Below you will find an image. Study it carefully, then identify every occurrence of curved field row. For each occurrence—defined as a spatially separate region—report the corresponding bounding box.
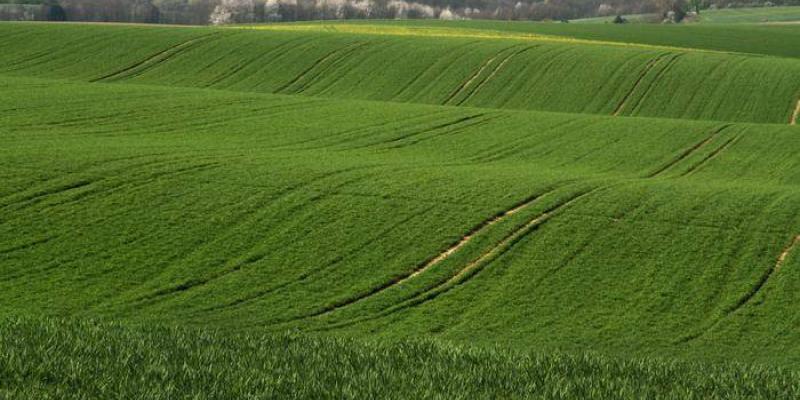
[3,74,800,365]
[1,23,799,123]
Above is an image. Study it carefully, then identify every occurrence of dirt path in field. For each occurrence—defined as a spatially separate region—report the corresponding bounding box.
[791,98,800,125]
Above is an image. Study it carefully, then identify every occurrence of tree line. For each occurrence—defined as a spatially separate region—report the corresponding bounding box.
[0,0,796,24]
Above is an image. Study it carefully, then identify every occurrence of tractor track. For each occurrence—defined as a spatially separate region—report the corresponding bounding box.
[677,234,800,344]
[647,124,732,178]
[612,53,671,116]
[292,186,599,328]
[90,32,223,83]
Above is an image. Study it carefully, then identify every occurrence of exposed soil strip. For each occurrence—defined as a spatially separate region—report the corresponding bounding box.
[647,124,731,178]
[792,98,800,125]
[91,33,222,82]
[678,234,800,344]
[612,53,670,116]
[680,134,741,177]
[775,235,800,272]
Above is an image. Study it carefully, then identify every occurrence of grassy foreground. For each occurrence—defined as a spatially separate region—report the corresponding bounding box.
[1,316,798,399]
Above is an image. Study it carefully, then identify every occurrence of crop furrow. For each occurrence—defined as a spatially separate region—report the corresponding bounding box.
[293,42,371,94]
[443,47,511,105]
[0,236,55,257]
[275,41,366,94]
[91,32,223,83]
[298,186,593,325]
[204,36,307,88]
[385,114,501,149]
[356,114,485,149]
[456,46,535,107]
[680,134,741,177]
[472,118,588,163]
[198,205,435,314]
[306,186,601,330]
[131,170,373,304]
[647,124,732,178]
[612,52,670,116]
[678,234,800,344]
[390,40,480,102]
[628,53,685,116]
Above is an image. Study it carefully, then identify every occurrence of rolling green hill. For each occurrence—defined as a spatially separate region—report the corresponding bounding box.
[1,23,799,123]
[2,21,800,397]
[347,19,800,59]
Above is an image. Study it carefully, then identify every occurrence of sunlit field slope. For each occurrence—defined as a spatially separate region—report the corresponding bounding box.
[1,23,799,123]
[3,21,800,397]
[2,73,800,366]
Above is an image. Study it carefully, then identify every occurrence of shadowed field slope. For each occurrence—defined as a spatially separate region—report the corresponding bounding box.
[3,74,800,365]
[2,317,798,400]
[1,23,799,123]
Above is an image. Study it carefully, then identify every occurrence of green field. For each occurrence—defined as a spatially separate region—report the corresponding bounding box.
[2,20,800,397]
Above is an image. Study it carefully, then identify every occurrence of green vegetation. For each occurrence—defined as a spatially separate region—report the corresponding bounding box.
[1,23,799,123]
[3,317,799,399]
[349,19,800,58]
[2,20,800,397]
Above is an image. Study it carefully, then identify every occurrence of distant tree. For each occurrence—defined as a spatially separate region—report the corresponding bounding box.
[612,14,626,23]
[209,0,255,24]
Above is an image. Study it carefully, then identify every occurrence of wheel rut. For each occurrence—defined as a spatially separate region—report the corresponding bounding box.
[677,234,800,344]
[612,53,670,116]
[91,33,222,82]
[456,46,535,107]
[295,186,600,328]
[647,124,732,178]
